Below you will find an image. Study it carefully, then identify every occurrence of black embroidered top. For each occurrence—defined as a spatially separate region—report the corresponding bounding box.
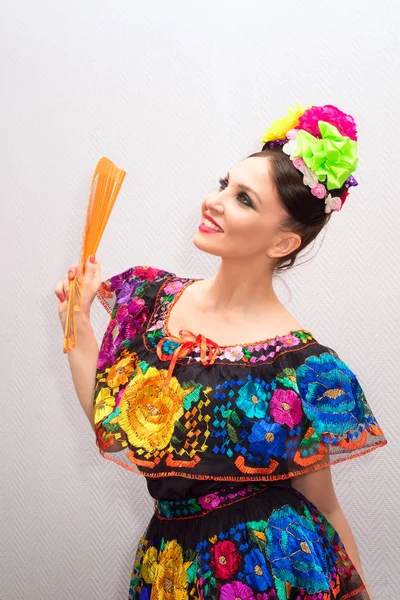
[93,265,387,499]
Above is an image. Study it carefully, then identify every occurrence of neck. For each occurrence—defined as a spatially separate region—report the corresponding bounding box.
[201,258,280,316]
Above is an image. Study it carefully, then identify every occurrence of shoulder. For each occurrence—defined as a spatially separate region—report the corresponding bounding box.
[96,265,175,315]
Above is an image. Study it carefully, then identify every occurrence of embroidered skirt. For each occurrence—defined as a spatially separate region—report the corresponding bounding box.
[128,482,370,600]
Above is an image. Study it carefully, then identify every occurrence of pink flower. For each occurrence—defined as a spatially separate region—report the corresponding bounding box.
[311,183,326,199]
[270,389,303,427]
[132,266,162,281]
[198,493,221,510]
[286,128,298,140]
[298,105,358,141]
[164,280,184,295]
[280,334,301,347]
[220,581,255,600]
[293,157,305,170]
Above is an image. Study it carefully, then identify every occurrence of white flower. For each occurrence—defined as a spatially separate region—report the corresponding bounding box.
[324,194,342,213]
[220,346,244,362]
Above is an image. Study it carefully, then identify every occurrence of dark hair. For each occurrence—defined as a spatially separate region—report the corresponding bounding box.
[247,146,345,272]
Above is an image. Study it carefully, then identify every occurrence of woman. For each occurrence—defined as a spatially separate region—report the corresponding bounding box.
[55,104,387,600]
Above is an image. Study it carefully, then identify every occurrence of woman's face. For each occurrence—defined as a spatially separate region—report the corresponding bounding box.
[193,156,299,263]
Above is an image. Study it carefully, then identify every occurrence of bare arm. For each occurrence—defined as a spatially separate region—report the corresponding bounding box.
[55,256,102,432]
[66,312,99,432]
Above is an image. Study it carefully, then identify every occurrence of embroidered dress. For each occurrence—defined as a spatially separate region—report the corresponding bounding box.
[94,266,388,600]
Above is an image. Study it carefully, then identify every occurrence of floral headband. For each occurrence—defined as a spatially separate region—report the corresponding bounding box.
[261,104,359,213]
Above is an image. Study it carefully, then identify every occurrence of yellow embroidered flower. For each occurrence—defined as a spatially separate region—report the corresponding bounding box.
[93,387,116,426]
[106,352,137,389]
[261,104,310,143]
[141,541,188,600]
[118,366,185,452]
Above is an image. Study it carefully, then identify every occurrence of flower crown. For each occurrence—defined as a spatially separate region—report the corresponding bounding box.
[261,104,359,213]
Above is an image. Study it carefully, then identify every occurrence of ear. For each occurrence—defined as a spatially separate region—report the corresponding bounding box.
[267,232,302,259]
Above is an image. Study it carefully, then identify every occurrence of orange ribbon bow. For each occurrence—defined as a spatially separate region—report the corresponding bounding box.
[156,329,221,388]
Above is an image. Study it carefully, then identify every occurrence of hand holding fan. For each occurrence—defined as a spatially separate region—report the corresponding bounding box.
[63,157,126,353]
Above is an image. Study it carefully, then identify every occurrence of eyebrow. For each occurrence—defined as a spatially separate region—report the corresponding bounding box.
[226,172,263,206]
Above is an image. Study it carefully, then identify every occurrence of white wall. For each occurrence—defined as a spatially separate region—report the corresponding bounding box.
[1,1,398,598]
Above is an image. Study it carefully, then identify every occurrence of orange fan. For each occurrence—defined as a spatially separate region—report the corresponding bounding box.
[63,157,126,353]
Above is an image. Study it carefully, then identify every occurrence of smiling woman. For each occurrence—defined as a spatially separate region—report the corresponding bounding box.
[61,103,387,600]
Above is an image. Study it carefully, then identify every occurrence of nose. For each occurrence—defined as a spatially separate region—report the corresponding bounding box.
[204,191,224,214]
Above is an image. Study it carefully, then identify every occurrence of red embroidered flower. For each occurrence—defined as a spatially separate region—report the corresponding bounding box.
[210,540,241,580]
[133,266,162,281]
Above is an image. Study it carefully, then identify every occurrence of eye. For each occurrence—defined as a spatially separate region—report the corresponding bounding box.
[218,178,254,208]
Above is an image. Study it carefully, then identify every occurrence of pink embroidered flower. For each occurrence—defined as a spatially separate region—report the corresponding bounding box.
[133,266,162,281]
[270,389,302,427]
[220,346,245,362]
[311,183,327,199]
[198,493,222,510]
[292,157,305,170]
[220,581,255,600]
[280,334,301,348]
[298,105,358,141]
[164,280,184,295]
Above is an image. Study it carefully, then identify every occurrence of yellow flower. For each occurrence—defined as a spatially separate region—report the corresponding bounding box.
[107,352,137,388]
[261,104,310,143]
[93,387,116,426]
[118,367,185,452]
[141,541,188,600]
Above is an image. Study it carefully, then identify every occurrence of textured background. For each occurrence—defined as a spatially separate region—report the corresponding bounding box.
[1,0,398,598]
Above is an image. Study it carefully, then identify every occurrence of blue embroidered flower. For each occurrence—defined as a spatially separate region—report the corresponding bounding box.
[248,420,287,459]
[243,548,273,591]
[296,352,366,436]
[161,338,181,355]
[266,505,329,593]
[236,379,269,419]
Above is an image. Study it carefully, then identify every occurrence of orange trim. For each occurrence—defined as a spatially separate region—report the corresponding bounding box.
[97,439,387,481]
[341,584,367,599]
[338,429,367,450]
[126,451,160,469]
[294,441,327,466]
[234,455,279,475]
[165,454,201,468]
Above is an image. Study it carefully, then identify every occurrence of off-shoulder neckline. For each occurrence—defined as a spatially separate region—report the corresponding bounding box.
[162,275,315,350]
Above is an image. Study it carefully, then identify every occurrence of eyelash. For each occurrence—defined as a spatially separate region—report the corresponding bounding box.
[218,178,254,208]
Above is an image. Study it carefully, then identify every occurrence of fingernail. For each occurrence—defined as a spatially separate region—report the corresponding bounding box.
[66,291,69,300]
[68,269,73,277]
[89,255,96,264]
[58,294,65,302]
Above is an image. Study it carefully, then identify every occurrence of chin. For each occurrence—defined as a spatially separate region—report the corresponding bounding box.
[192,232,224,257]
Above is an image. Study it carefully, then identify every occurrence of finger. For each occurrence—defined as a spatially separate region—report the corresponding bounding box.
[68,265,78,279]
[63,274,70,300]
[54,282,66,303]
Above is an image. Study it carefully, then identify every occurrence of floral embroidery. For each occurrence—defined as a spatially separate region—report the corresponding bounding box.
[248,420,288,459]
[296,353,366,436]
[269,388,302,428]
[118,366,186,452]
[141,540,189,600]
[243,549,273,591]
[94,266,387,482]
[211,540,241,580]
[219,580,255,599]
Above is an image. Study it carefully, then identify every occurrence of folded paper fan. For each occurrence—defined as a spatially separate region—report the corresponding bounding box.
[63,157,126,353]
